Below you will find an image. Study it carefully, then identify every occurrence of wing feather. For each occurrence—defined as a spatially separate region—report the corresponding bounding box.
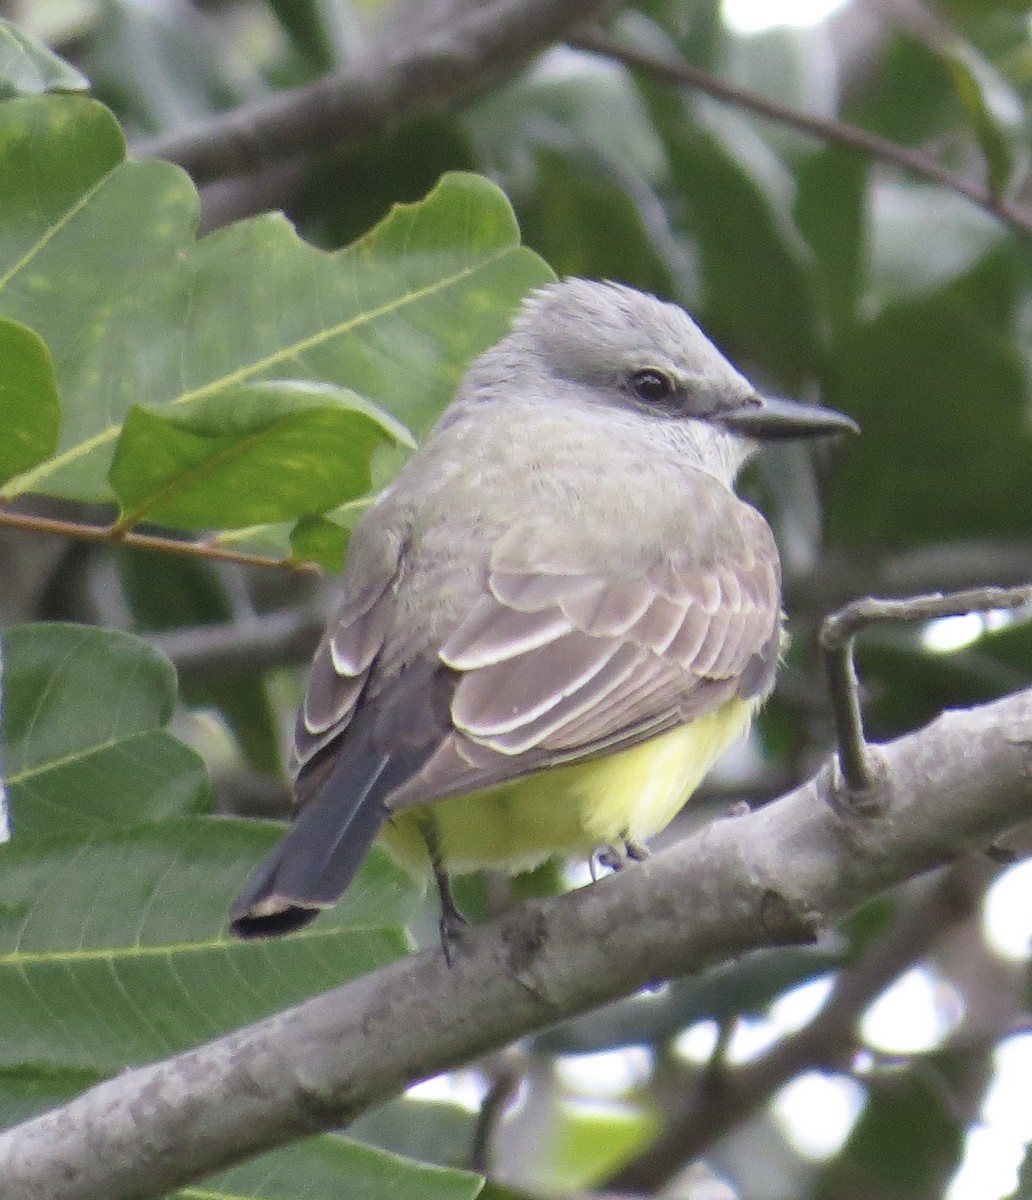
[440,597,574,669]
[295,481,783,817]
[294,562,398,773]
[386,496,782,811]
[452,631,625,736]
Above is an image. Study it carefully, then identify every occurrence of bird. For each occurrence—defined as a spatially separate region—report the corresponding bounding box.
[230,279,855,943]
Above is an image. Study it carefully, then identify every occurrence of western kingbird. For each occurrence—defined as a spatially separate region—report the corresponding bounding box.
[230,279,855,940]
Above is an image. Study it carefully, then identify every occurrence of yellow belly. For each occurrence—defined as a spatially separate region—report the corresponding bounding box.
[379,696,755,877]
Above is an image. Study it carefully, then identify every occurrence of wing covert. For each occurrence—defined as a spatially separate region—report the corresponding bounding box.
[388,494,782,810]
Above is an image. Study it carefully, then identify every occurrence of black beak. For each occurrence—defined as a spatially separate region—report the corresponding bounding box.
[717,394,859,441]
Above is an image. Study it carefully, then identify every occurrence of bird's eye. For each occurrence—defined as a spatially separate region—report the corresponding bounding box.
[629,369,675,404]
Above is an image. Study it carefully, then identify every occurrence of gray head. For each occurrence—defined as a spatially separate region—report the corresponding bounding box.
[455,279,856,484]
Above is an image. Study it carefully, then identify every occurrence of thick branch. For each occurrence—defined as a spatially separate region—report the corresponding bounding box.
[3,687,1032,1200]
[133,0,619,185]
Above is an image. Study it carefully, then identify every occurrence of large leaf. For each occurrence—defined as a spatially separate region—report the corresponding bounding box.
[794,146,868,334]
[0,19,88,98]
[176,1135,483,1200]
[109,382,412,532]
[941,39,1022,198]
[0,97,195,452]
[813,1071,963,1199]
[0,96,551,502]
[645,86,821,390]
[78,0,260,138]
[825,268,1030,550]
[0,624,207,840]
[0,1065,103,1132]
[0,318,59,485]
[0,819,416,1072]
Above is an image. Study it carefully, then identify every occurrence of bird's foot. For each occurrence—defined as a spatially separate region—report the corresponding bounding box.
[593,838,649,875]
[438,901,467,966]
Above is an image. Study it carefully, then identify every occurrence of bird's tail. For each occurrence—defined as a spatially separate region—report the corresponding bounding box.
[229,747,419,938]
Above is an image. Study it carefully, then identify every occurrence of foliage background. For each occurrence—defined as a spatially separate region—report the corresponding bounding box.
[1,0,1032,1197]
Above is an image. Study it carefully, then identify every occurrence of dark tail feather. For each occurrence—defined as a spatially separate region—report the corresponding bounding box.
[229,747,420,939]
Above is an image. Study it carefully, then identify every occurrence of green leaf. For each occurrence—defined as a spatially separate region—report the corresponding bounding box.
[794,147,868,333]
[0,318,59,484]
[544,1101,656,1191]
[175,1135,483,1200]
[646,87,821,389]
[0,97,197,480]
[510,151,675,297]
[0,820,416,1072]
[0,1065,103,1132]
[0,19,89,98]
[942,40,1021,198]
[825,276,1030,549]
[0,624,207,840]
[78,0,258,138]
[467,55,675,293]
[845,34,957,146]
[814,1071,963,1199]
[0,108,552,501]
[867,182,1002,302]
[267,0,338,73]
[351,1097,479,1170]
[109,382,412,532]
[289,513,352,571]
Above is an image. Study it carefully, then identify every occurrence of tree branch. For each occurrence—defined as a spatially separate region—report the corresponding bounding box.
[0,505,319,575]
[133,0,620,185]
[820,585,1032,793]
[2,685,1031,1199]
[570,25,1032,240]
[149,604,325,683]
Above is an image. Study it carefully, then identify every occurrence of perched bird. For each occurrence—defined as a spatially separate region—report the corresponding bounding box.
[230,279,855,941]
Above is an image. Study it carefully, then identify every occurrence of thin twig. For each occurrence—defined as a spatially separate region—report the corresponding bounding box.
[467,1053,524,1173]
[820,585,1032,792]
[0,507,320,575]
[570,26,1032,241]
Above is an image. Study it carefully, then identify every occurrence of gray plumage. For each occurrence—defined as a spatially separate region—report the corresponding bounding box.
[230,279,854,938]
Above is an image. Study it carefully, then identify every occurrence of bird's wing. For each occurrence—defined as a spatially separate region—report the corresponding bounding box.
[386,499,782,809]
[292,565,399,788]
